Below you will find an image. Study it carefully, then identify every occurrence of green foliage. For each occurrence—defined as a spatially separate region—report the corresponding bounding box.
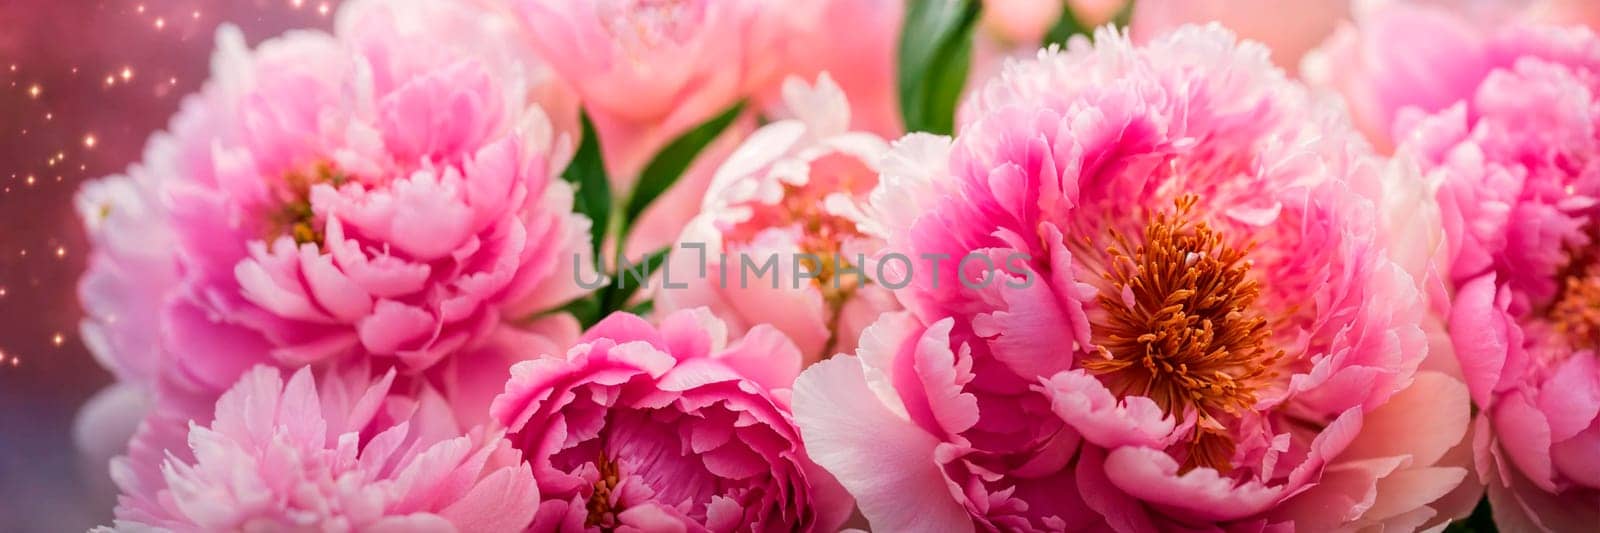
[621,102,745,235]
[561,112,611,260]
[898,0,980,135]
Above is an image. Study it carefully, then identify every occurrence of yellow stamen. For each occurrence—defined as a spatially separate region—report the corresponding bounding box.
[1086,195,1283,473]
[267,162,348,245]
[586,451,624,531]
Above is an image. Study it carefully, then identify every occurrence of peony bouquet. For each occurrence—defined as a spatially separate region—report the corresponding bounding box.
[68,0,1599,531]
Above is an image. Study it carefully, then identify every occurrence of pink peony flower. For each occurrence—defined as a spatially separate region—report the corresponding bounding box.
[490,308,851,531]
[74,153,183,460]
[514,0,781,181]
[656,74,900,366]
[1303,0,1600,151]
[794,27,1471,531]
[75,0,592,423]
[1132,0,1349,75]
[1383,20,1600,531]
[768,0,904,137]
[106,364,538,532]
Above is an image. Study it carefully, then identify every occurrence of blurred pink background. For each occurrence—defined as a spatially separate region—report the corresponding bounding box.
[0,2,342,529]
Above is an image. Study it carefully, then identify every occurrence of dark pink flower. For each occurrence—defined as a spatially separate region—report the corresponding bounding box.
[491,309,851,531]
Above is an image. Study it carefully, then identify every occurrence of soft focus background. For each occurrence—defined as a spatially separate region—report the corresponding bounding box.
[0,2,342,530]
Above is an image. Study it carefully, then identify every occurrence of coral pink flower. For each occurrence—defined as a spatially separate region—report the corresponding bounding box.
[511,0,777,261]
[1304,0,1600,151]
[982,0,1128,46]
[1384,22,1600,532]
[514,0,780,181]
[490,308,851,531]
[794,27,1470,531]
[983,0,1066,46]
[107,365,538,532]
[769,0,904,137]
[656,75,900,366]
[1132,0,1348,74]
[75,0,592,421]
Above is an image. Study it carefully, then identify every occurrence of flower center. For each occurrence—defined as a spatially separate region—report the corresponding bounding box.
[1549,252,1600,352]
[267,162,347,246]
[1085,196,1284,473]
[585,451,624,531]
[599,0,697,57]
[724,158,876,357]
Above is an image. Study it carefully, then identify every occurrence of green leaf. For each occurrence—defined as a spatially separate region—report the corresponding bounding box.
[562,112,611,260]
[550,293,604,329]
[603,246,672,313]
[898,0,981,135]
[620,102,745,235]
[624,298,656,317]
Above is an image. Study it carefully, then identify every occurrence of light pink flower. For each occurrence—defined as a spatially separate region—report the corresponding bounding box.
[1304,0,1600,151]
[106,364,538,532]
[768,0,904,137]
[75,0,592,422]
[1132,0,1349,74]
[514,0,781,180]
[1385,21,1600,531]
[490,308,851,531]
[657,75,900,366]
[795,27,1469,531]
[74,153,183,460]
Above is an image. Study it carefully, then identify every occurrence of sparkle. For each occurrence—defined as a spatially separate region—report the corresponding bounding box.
[54,246,65,258]
[120,67,133,81]
[0,286,7,297]
[318,3,330,15]
[83,134,97,148]
[24,175,35,186]
[27,84,40,98]
[155,17,166,30]
[136,4,145,13]
[51,333,64,347]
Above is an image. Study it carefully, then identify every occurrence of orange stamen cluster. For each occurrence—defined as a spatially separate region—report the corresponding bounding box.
[267,162,347,245]
[585,451,624,531]
[1550,255,1600,352]
[1086,196,1283,473]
